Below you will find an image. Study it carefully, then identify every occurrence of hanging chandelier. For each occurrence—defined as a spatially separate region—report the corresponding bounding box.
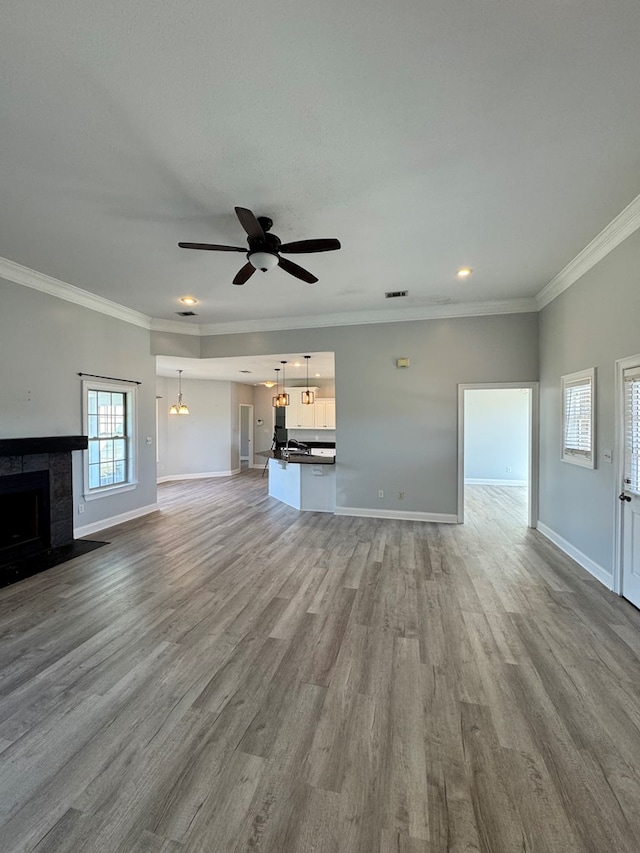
[276,360,290,407]
[272,368,282,408]
[301,355,315,405]
[169,369,190,415]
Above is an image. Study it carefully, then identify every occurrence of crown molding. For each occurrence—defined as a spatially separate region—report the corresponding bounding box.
[536,192,640,309]
[195,298,538,336]
[0,255,151,329]
[150,318,201,336]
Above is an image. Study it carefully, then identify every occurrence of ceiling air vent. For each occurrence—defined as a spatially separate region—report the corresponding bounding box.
[385,290,408,299]
[176,311,198,317]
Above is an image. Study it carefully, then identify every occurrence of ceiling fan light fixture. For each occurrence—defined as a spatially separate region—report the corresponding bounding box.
[249,251,279,272]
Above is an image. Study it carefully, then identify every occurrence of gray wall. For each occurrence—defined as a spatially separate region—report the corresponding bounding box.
[157,376,242,477]
[0,276,538,528]
[0,278,158,529]
[253,384,277,455]
[539,228,640,576]
[191,313,539,515]
[464,389,529,482]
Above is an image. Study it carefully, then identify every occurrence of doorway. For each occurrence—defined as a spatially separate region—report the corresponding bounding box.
[457,382,539,527]
[239,404,254,471]
[615,355,640,607]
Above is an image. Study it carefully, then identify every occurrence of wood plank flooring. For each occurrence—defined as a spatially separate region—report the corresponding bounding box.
[1,477,640,852]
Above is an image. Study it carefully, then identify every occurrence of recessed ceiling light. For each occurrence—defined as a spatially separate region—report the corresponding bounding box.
[180,296,198,304]
[456,268,473,278]
[315,373,321,377]
[263,381,276,388]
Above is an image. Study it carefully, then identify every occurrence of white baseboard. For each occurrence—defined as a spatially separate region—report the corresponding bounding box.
[537,522,613,589]
[74,502,159,538]
[335,506,458,523]
[157,470,240,483]
[465,478,527,486]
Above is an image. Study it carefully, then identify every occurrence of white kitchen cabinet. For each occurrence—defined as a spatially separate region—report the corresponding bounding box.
[284,389,335,430]
[314,398,336,430]
[284,388,318,429]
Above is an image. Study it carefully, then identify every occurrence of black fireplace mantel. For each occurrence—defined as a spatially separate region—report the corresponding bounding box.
[0,436,88,457]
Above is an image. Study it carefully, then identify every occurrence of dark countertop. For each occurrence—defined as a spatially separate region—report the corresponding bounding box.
[261,450,336,465]
[297,441,336,449]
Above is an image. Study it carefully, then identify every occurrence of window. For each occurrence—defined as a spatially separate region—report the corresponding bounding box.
[83,380,137,498]
[561,368,595,468]
[624,367,640,494]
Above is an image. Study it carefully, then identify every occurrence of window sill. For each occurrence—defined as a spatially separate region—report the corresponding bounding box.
[83,481,138,501]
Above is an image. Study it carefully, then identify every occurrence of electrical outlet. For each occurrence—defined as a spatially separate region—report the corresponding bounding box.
[398,491,404,500]
[506,466,512,473]
[78,504,85,514]
[378,490,384,498]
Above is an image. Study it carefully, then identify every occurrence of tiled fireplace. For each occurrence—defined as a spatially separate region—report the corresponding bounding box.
[0,436,88,568]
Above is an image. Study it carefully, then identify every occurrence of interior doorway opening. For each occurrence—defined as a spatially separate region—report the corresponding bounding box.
[457,383,539,527]
[239,404,254,471]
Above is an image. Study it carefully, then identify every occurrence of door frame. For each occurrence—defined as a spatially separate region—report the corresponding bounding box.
[613,353,640,595]
[457,382,539,527]
[239,403,254,469]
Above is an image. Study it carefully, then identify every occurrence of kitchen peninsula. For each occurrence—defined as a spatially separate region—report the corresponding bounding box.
[267,443,336,512]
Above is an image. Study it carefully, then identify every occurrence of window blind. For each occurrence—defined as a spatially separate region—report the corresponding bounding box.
[563,377,592,458]
[624,368,640,493]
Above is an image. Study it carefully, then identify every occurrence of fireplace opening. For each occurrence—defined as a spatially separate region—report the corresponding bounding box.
[0,471,51,565]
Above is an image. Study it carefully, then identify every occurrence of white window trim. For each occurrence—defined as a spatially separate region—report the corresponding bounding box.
[561,367,596,469]
[82,379,138,500]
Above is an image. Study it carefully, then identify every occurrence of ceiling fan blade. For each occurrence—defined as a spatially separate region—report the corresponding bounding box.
[178,242,245,252]
[278,256,318,284]
[233,262,256,285]
[234,207,265,241]
[279,238,341,254]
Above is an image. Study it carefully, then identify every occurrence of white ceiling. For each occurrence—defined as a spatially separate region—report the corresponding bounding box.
[156,352,335,385]
[2,2,640,330]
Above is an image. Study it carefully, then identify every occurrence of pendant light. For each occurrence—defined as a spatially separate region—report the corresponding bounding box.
[301,355,315,405]
[272,368,281,408]
[169,369,190,415]
[277,360,290,407]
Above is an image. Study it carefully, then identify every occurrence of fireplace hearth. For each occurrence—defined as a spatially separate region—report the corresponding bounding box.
[0,436,89,580]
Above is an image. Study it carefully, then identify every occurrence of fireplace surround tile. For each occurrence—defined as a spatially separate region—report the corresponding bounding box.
[0,436,88,568]
[0,456,22,476]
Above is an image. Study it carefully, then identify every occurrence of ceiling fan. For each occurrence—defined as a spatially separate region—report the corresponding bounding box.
[179,207,341,285]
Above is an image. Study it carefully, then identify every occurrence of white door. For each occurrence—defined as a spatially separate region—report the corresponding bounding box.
[621,364,640,608]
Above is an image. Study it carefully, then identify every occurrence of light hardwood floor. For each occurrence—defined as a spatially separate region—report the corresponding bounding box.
[1,476,640,852]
